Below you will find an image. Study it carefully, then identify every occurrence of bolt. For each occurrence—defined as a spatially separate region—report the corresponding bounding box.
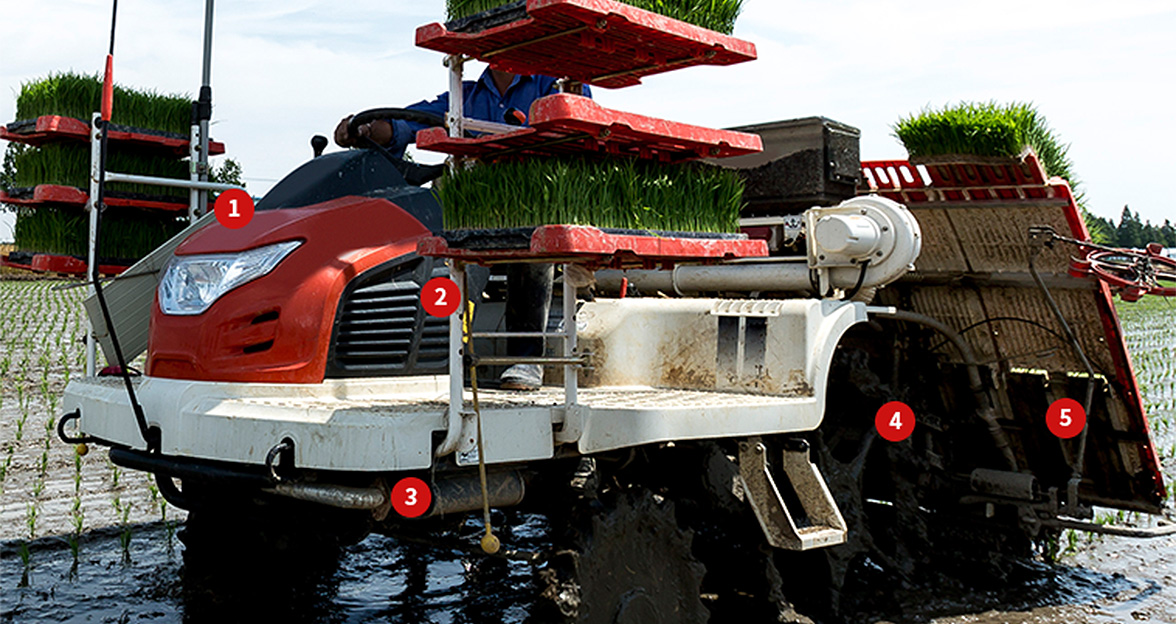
[861,209,868,215]
[819,255,826,261]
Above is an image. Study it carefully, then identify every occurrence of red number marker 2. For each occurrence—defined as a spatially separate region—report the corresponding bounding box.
[391,477,432,518]
[421,277,461,317]
[1047,398,1086,439]
[876,401,916,442]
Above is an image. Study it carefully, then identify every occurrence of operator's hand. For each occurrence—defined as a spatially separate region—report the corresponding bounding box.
[334,115,394,148]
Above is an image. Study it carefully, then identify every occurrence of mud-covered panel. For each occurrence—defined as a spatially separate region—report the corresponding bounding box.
[905,208,970,274]
[900,286,999,364]
[942,202,1074,274]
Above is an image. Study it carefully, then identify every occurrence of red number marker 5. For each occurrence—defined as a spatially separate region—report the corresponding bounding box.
[1047,398,1086,439]
[421,277,460,317]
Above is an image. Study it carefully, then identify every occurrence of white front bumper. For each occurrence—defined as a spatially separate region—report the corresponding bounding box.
[65,376,459,471]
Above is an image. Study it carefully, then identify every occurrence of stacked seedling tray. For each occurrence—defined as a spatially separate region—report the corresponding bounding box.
[417,0,765,250]
[0,73,225,275]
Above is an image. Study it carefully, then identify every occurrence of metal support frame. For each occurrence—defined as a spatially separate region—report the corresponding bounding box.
[435,262,585,458]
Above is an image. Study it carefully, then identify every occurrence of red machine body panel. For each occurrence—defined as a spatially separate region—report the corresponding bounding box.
[147,196,431,384]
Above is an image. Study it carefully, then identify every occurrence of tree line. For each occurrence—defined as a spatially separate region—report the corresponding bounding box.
[1088,207,1176,249]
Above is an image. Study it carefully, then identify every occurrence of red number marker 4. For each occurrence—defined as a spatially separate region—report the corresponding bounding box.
[421,277,461,317]
[214,188,254,229]
[391,477,432,518]
[876,401,915,442]
[1047,398,1086,439]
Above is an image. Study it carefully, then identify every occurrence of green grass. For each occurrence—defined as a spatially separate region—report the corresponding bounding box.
[893,102,1078,186]
[9,143,188,198]
[15,72,191,135]
[446,0,744,34]
[12,205,186,260]
[434,157,744,232]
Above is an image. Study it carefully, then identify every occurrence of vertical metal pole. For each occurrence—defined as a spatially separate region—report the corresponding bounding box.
[195,0,214,217]
[188,122,201,222]
[445,261,467,450]
[85,113,102,377]
[447,54,464,140]
[563,263,577,406]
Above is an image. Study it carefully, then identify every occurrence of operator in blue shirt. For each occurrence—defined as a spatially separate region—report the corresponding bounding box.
[334,68,591,391]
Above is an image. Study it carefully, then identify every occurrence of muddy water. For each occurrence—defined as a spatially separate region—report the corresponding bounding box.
[3,517,545,623]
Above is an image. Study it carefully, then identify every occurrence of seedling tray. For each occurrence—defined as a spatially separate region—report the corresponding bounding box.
[416,0,757,89]
[1,252,128,276]
[1,185,190,212]
[1,116,226,157]
[418,224,767,269]
[417,94,762,162]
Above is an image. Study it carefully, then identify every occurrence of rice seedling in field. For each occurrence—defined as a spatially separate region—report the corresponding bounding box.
[446,0,745,34]
[434,157,745,232]
[15,72,192,135]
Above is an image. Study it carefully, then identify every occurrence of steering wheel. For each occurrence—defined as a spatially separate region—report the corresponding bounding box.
[346,108,448,186]
[346,107,446,139]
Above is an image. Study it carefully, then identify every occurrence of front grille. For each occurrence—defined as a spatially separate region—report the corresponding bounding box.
[326,255,450,378]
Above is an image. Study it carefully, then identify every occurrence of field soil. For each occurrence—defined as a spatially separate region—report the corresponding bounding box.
[1,280,1173,623]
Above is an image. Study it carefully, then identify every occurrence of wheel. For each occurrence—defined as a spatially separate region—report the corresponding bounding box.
[538,488,709,624]
[1087,249,1176,298]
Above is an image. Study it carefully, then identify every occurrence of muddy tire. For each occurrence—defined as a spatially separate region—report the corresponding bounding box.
[538,488,709,624]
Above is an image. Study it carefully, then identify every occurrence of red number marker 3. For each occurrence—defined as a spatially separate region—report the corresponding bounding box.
[391,477,432,518]
[875,401,915,442]
[1047,398,1086,439]
[214,188,254,229]
[421,277,460,317]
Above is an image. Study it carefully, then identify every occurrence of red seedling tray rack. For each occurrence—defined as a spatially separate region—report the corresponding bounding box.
[0,185,190,212]
[417,94,762,162]
[416,0,757,89]
[1,253,128,276]
[1,116,226,156]
[418,224,767,269]
[861,152,1055,206]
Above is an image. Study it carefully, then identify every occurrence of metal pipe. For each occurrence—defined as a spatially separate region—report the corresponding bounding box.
[1036,516,1176,538]
[597,263,814,295]
[868,306,1019,472]
[473,355,589,367]
[105,171,242,192]
[1029,245,1096,508]
[426,471,526,517]
[266,482,387,510]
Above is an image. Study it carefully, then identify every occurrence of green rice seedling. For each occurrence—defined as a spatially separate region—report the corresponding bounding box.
[434,157,744,232]
[9,143,189,197]
[13,205,188,260]
[16,72,192,135]
[26,502,38,540]
[893,102,1079,191]
[446,0,745,34]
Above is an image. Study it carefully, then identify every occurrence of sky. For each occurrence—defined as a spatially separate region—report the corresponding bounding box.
[2,0,1175,242]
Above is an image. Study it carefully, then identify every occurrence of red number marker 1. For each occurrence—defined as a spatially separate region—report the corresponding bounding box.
[422,277,461,317]
[214,188,254,229]
[876,401,915,442]
[1047,398,1086,439]
[391,477,432,518]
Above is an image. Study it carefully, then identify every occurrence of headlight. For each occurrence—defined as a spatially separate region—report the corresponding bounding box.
[159,240,302,316]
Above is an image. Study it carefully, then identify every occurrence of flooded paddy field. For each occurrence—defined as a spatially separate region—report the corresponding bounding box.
[2,280,1174,623]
